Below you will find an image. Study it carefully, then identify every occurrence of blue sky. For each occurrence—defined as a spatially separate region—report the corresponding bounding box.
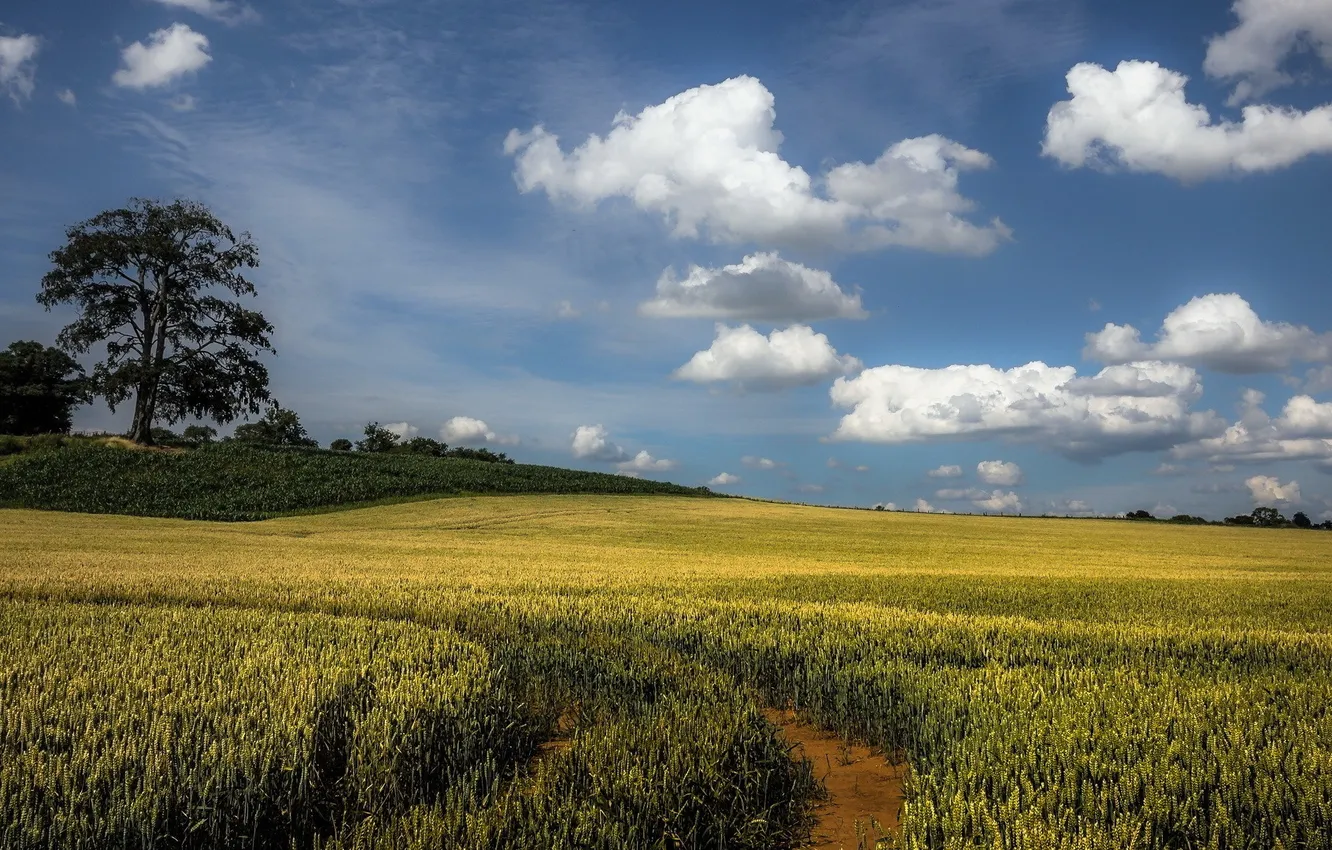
[3,0,1332,520]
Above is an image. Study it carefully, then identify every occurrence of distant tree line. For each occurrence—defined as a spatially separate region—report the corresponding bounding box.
[1124,506,1331,530]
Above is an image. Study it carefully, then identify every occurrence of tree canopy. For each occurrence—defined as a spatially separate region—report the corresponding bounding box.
[0,340,90,435]
[37,198,273,444]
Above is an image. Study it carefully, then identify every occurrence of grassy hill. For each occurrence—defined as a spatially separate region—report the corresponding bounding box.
[0,442,712,520]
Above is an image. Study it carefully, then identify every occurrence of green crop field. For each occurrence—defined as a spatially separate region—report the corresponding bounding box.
[3,495,1331,849]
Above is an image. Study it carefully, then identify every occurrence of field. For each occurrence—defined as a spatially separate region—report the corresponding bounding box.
[0,443,712,519]
[3,495,1331,848]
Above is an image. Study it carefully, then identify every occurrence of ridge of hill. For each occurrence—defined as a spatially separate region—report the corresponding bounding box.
[0,442,713,521]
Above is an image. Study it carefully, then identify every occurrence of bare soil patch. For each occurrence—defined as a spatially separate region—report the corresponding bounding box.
[764,708,909,850]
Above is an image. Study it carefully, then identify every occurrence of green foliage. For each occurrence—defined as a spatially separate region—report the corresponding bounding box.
[1251,506,1286,527]
[1293,511,1313,529]
[182,424,217,444]
[0,443,713,520]
[329,438,353,452]
[0,340,90,435]
[356,422,400,454]
[1125,509,1155,520]
[36,198,273,443]
[230,403,318,447]
[400,436,447,456]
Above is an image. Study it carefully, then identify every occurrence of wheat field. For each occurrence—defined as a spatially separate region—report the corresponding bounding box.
[3,495,1331,848]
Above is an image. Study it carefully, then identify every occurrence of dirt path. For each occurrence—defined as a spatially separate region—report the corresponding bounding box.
[764,708,909,850]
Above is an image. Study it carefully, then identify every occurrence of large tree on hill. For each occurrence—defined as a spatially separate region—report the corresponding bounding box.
[36,198,274,445]
[0,340,91,435]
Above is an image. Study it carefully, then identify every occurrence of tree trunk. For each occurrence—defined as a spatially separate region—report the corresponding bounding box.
[129,279,168,445]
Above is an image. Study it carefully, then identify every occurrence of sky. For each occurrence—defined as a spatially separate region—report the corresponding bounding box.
[2,0,1332,520]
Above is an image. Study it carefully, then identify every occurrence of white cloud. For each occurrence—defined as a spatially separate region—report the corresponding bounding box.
[674,323,862,390]
[169,94,197,112]
[709,472,740,486]
[977,459,1023,485]
[1294,365,1332,394]
[505,75,1010,255]
[555,300,581,319]
[1042,60,1332,180]
[149,0,259,25]
[741,455,779,470]
[0,34,39,103]
[616,470,642,478]
[1152,463,1189,476]
[384,421,418,441]
[113,24,211,90]
[617,450,678,473]
[913,498,951,513]
[570,424,630,462]
[1085,293,1332,373]
[927,464,963,478]
[874,502,898,511]
[830,359,1222,460]
[853,464,869,472]
[1173,390,1332,464]
[1152,502,1178,516]
[1204,0,1332,104]
[1246,474,1302,504]
[1051,498,1094,516]
[936,487,988,500]
[638,252,866,322]
[974,490,1023,512]
[56,88,75,106]
[441,416,519,446]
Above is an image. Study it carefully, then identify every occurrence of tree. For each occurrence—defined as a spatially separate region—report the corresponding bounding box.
[37,198,273,445]
[1293,511,1313,529]
[329,438,353,452]
[0,340,90,435]
[401,436,447,456]
[1251,506,1285,527]
[231,404,317,447]
[182,424,217,444]
[356,422,400,453]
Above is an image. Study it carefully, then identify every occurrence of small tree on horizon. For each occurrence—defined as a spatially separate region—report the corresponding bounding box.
[1293,511,1313,529]
[329,438,353,452]
[355,422,400,453]
[37,198,274,445]
[230,404,318,447]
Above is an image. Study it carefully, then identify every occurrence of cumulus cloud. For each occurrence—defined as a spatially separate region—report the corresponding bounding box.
[56,88,75,106]
[570,424,630,462]
[974,490,1023,512]
[936,487,989,500]
[149,0,259,24]
[874,502,898,511]
[384,422,418,441]
[1172,389,1332,464]
[639,252,866,322]
[1085,293,1332,373]
[977,459,1023,485]
[830,359,1223,460]
[1204,0,1332,104]
[913,498,951,513]
[709,472,740,486]
[113,24,211,90]
[927,464,963,478]
[1246,474,1302,504]
[1042,60,1332,180]
[555,300,580,319]
[441,416,518,446]
[617,450,678,473]
[741,455,779,470]
[1291,365,1332,394]
[0,33,39,103]
[674,323,862,390]
[1051,498,1095,516]
[505,76,1010,255]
